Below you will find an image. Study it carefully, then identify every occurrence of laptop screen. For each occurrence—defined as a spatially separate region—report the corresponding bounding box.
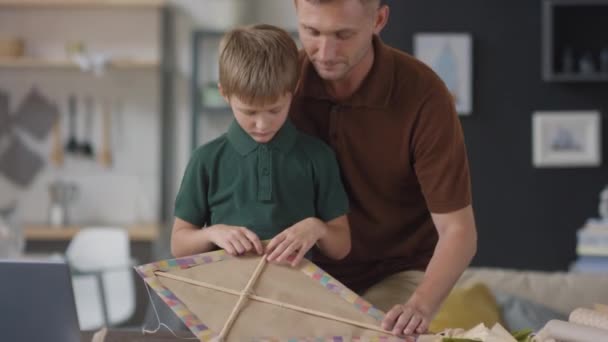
[0,260,81,342]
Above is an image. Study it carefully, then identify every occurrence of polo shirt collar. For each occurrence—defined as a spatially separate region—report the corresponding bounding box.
[227,119,298,156]
[297,34,395,109]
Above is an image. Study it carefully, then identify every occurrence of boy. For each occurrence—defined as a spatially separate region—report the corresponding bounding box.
[171,24,350,268]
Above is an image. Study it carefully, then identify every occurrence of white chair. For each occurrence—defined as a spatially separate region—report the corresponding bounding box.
[65,227,136,331]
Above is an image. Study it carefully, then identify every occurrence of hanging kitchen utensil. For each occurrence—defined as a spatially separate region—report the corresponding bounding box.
[98,100,112,168]
[0,133,44,188]
[13,87,58,141]
[65,94,79,154]
[80,96,94,158]
[49,115,63,167]
[0,90,9,139]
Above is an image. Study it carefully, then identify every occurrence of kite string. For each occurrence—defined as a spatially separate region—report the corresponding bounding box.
[142,281,199,340]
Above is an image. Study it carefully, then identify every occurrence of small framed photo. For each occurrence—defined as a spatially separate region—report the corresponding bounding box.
[414,33,473,116]
[532,111,602,168]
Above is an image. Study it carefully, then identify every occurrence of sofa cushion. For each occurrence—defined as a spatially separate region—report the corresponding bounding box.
[495,291,567,331]
[457,268,608,315]
[429,283,504,333]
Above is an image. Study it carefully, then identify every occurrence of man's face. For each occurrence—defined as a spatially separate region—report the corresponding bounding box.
[295,0,379,81]
[229,93,292,144]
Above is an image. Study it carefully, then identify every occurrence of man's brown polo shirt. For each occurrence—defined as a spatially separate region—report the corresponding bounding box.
[290,35,472,293]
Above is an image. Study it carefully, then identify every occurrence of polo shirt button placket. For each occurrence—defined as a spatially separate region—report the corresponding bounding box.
[258,145,272,201]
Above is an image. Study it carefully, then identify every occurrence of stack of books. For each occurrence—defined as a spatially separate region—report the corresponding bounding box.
[572,218,608,273]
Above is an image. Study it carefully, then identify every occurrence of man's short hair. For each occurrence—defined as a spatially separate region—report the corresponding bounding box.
[219,24,299,106]
[302,0,385,8]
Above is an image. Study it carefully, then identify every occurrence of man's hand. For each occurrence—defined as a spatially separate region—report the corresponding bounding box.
[381,292,433,337]
[206,225,264,256]
[265,217,327,267]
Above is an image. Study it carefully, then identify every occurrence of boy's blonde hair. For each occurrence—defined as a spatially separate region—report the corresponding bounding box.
[219,24,299,106]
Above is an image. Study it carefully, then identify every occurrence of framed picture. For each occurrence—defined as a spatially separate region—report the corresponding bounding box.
[414,33,473,116]
[532,111,602,168]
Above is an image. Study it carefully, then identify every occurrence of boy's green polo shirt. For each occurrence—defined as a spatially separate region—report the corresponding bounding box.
[174,119,348,240]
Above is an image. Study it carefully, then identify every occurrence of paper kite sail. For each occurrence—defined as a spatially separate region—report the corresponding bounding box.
[135,250,404,341]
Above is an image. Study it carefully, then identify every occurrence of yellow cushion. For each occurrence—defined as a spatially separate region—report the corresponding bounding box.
[429,283,504,333]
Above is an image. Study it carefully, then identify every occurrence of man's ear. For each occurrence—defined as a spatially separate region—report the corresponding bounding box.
[373,5,389,35]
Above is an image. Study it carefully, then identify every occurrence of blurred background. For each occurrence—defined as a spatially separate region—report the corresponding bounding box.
[1,0,608,333]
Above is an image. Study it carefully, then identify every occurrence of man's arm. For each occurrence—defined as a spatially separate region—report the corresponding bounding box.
[382,205,477,336]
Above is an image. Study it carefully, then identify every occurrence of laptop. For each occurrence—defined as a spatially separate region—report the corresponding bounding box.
[0,259,81,342]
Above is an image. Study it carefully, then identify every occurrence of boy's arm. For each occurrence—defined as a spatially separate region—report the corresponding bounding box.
[266,214,350,266]
[171,218,264,258]
[316,214,350,260]
[171,217,216,257]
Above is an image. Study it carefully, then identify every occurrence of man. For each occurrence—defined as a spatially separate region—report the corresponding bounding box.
[290,0,478,337]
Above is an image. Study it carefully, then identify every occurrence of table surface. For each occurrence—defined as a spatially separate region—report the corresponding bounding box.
[81,329,195,342]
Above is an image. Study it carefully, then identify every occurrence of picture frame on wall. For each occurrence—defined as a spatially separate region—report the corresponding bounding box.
[532,111,602,168]
[413,33,473,116]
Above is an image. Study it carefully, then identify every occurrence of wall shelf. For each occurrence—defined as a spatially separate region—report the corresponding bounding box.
[545,72,608,83]
[542,0,608,83]
[24,223,160,241]
[0,0,166,9]
[0,57,159,69]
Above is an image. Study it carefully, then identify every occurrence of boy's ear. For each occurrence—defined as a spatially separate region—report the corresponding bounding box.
[218,83,229,103]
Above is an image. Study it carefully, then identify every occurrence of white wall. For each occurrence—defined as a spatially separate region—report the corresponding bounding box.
[0,8,162,225]
[0,0,301,227]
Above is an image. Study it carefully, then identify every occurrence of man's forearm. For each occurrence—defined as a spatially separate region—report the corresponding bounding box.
[413,222,477,313]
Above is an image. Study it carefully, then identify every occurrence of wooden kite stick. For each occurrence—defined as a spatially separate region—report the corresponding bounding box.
[154,270,389,335]
[218,257,267,340]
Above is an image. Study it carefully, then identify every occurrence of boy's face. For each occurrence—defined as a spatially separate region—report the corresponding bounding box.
[228,93,292,144]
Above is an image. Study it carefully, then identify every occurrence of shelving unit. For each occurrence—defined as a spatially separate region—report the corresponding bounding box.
[542,0,608,82]
[0,0,166,8]
[0,57,159,69]
[0,0,177,224]
[190,28,299,150]
[24,223,159,241]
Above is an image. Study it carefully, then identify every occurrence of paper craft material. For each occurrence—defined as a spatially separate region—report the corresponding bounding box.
[13,87,58,140]
[136,250,403,341]
[569,307,608,331]
[534,319,608,342]
[0,134,44,187]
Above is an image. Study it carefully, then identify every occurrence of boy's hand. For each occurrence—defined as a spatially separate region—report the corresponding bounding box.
[206,225,264,256]
[265,217,326,267]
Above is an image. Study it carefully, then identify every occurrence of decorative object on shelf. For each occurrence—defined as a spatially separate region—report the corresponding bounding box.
[0,201,24,259]
[0,36,24,58]
[48,180,79,227]
[562,46,575,73]
[600,47,608,73]
[579,52,596,74]
[414,33,473,116]
[532,110,601,168]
